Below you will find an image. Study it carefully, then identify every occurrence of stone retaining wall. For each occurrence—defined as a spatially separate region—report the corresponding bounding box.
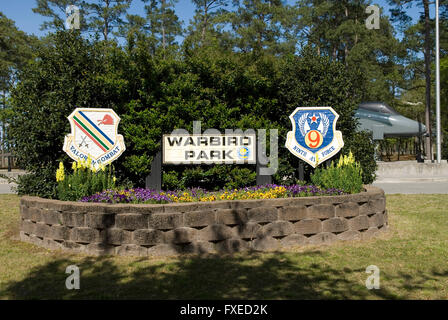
[19,186,388,256]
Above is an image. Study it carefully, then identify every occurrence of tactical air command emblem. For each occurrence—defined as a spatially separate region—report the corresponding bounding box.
[237,146,250,160]
[285,107,344,168]
[63,108,126,169]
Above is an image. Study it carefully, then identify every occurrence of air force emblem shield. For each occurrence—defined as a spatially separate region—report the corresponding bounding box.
[63,108,126,169]
[285,107,344,168]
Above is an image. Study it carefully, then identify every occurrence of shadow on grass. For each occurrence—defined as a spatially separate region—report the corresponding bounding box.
[0,249,422,300]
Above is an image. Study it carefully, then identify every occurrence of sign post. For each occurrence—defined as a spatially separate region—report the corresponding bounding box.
[145,149,162,191]
[436,0,442,163]
[145,132,266,189]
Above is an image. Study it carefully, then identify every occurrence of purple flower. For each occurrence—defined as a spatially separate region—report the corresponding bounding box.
[79,184,346,204]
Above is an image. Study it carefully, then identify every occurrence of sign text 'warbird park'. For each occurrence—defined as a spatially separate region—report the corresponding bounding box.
[163,134,256,164]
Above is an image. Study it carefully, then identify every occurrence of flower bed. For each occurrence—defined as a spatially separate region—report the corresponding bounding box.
[19,186,388,257]
[80,185,346,204]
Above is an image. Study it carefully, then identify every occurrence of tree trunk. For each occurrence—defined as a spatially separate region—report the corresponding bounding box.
[201,1,208,43]
[256,13,265,52]
[344,6,349,66]
[423,0,432,160]
[1,90,5,154]
[104,22,108,41]
[161,0,167,50]
[103,0,110,41]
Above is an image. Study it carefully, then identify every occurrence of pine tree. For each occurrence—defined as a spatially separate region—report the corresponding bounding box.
[32,0,86,31]
[184,0,230,48]
[226,0,298,55]
[388,0,448,160]
[33,0,132,40]
[84,0,133,40]
[296,0,406,104]
[0,12,37,152]
[144,0,182,50]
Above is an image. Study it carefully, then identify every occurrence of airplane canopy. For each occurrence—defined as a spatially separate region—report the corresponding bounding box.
[359,102,399,115]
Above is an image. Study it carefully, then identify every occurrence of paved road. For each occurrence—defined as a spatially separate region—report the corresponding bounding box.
[0,170,24,194]
[0,183,16,194]
[373,181,448,194]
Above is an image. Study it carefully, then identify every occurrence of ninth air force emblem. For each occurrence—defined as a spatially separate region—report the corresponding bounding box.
[285,107,344,168]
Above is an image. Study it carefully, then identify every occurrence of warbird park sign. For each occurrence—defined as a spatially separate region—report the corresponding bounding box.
[163,134,256,164]
[63,108,126,169]
[285,107,344,168]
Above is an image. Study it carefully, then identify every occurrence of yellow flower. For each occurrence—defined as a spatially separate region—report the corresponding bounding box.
[78,159,86,169]
[337,154,344,168]
[348,151,354,162]
[72,161,77,172]
[113,176,117,183]
[56,162,65,182]
[80,154,93,170]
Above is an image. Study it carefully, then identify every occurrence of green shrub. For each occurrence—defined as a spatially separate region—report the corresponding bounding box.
[162,170,186,190]
[15,167,58,198]
[6,31,125,198]
[162,165,257,191]
[56,158,116,201]
[275,49,376,185]
[343,131,377,184]
[311,152,363,194]
[7,32,376,194]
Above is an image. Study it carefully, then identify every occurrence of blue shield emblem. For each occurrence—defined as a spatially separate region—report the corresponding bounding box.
[285,107,344,167]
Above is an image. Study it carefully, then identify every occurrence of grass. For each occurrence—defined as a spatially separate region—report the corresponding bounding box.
[0,194,447,299]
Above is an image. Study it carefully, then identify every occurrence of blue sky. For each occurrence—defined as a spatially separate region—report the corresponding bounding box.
[1,0,428,38]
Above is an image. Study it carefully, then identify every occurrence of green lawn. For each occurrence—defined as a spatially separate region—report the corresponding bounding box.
[1,194,447,299]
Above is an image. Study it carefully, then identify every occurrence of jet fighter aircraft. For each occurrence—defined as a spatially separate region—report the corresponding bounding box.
[355,102,427,140]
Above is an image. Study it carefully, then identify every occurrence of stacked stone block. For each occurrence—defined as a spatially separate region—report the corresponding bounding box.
[19,186,388,256]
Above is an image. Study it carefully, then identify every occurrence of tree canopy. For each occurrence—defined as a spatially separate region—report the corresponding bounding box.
[1,0,447,196]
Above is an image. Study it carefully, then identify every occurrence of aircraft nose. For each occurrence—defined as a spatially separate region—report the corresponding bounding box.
[420,123,427,133]
[391,115,427,135]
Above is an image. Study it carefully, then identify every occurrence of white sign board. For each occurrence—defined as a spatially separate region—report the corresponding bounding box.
[285,106,344,167]
[163,134,257,164]
[63,108,125,169]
